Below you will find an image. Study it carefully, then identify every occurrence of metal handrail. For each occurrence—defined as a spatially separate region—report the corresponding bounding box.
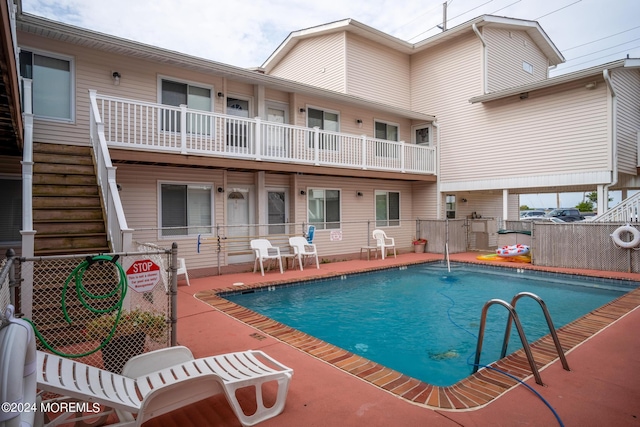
[501,292,570,371]
[473,299,543,385]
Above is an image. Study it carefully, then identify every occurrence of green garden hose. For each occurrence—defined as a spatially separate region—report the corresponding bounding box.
[24,254,128,358]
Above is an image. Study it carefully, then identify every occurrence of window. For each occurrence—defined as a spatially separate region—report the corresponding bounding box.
[160,79,212,133]
[375,120,400,158]
[19,49,73,121]
[522,61,534,74]
[413,124,432,146]
[446,195,456,219]
[307,107,339,150]
[0,178,22,245]
[160,183,212,236]
[307,189,340,230]
[375,190,400,227]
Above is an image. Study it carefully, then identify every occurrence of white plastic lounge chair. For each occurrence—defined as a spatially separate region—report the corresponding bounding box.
[36,346,293,427]
[289,236,320,271]
[176,257,191,286]
[372,229,397,260]
[251,239,284,276]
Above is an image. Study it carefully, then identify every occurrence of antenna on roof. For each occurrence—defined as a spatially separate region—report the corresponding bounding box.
[436,2,448,32]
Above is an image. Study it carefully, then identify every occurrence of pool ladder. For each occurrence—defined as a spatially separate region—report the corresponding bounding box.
[473,292,570,386]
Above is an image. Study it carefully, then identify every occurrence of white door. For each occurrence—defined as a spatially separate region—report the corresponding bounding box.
[226,186,255,263]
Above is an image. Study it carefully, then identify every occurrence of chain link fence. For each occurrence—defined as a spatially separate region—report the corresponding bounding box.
[17,245,177,374]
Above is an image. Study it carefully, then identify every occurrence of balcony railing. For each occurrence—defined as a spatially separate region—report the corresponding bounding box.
[91,92,436,175]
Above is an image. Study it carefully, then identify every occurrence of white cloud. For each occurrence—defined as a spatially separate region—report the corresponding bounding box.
[21,0,640,71]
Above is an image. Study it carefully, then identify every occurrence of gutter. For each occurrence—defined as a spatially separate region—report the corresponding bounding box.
[603,69,617,212]
[472,24,488,94]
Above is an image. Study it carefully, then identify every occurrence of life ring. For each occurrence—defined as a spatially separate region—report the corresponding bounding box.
[611,224,640,248]
[496,244,530,257]
[0,305,37,427]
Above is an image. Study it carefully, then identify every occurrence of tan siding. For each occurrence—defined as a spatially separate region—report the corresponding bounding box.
[345,33,411,108]
[485,28,548,92]
[269,34,346,93]
[411,182,438,219]
[613,68,640,175]
[117,164,224,270]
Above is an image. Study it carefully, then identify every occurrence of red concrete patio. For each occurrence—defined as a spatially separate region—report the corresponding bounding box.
[143,252,640,427]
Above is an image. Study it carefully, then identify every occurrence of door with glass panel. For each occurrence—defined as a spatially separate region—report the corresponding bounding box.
[265,103,289,158]
[226,97,250,154]
[267,189,288,235]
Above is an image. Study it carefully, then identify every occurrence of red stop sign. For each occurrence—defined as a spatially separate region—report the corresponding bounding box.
[126,259,161,293]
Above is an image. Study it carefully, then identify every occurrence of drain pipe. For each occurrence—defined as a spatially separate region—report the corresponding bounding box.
[472,23,488,94]
[602,69,618,214]
[433,121,442,218]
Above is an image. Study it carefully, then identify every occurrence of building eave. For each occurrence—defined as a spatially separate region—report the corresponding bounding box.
[16,12,433,122]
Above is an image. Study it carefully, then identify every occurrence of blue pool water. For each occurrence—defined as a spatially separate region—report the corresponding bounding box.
[225,262,636,386]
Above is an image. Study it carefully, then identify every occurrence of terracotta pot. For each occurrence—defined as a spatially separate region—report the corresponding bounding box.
[414,243,426,253]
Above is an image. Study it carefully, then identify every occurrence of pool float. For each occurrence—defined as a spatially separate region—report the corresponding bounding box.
[476,253,531,263]
[496,244,530,257]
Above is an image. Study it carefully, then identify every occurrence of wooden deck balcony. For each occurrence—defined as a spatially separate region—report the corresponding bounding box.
[90,91,437,176]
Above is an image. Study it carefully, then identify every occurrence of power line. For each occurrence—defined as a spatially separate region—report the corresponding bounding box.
[564,36,640,61]
[563,25,640,51]
[407,0,494,42]
[534,0,582,20]
[554,45,640,72]
[488,0,522,15]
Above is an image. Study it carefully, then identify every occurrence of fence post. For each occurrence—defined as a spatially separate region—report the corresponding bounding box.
[170,242,178,346]
[216,224,222,276]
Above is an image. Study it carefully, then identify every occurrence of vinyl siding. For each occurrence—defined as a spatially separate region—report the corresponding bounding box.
[484,27,548,92]
[269,33,346,93]
[613,68,640,175]
[117,164,224,270]
[345,33,411,108]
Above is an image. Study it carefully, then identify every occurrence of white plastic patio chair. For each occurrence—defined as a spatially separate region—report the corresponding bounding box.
[251,239,284,276]
[36,345,293,427]
[372,229,396,260]
[289,236,320,271]
[176,257,191,286]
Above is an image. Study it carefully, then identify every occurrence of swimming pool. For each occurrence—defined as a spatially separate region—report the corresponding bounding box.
[224,262,637,386]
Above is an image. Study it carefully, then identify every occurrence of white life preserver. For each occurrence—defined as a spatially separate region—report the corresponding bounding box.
[0,305,37,427]
[610,224,640,249]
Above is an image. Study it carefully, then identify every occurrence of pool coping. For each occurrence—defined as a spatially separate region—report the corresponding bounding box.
[194,260,640,411]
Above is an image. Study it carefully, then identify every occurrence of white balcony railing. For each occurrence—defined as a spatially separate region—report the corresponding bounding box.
[91,92,437,175]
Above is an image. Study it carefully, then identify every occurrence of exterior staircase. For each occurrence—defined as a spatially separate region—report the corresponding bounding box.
[32,142,110,255]
[592,191,640,223]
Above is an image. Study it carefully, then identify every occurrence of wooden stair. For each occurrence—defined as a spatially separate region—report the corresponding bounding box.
[33,142,110,255]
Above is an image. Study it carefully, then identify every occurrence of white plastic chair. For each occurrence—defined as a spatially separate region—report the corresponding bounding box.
[373,229,396,260]
[289,236,320,271]
[36,346,293,427]
[177,258,191,286]
[251,239,284,276]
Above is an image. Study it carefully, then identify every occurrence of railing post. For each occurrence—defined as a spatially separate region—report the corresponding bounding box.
[400,140,406,173]
[21,79,35,258]
[180,104,187,154]
[254,117,262,161]
[314,126,320,166]
[361,135,367,170]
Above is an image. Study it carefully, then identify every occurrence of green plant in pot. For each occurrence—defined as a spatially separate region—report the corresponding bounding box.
[86,308,167,372]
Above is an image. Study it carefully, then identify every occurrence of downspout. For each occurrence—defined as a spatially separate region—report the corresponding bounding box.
[433,121,442,219]
[603,69,617,213]
[472,23,488,94]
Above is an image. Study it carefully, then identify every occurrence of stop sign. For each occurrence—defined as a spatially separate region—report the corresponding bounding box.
[126,259,161,293]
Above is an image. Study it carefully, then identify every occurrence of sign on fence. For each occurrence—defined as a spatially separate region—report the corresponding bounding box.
[126,259,161,293]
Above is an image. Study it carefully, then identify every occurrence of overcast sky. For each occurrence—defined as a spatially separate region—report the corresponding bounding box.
[21,0,640,75]
[20,0,639,210]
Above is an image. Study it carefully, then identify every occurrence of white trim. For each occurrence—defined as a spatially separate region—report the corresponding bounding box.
[157,180,214,240]
[374,189,401,228]
[157,75,214,111]
[306,187,342,231]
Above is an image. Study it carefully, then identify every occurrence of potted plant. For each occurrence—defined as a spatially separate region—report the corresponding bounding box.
[412,238,427,253]
[86,308,167,372]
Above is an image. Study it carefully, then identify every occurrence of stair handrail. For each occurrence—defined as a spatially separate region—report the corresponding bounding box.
[88,90,133,252]
[473,298,543,385]
[592,191,640,223]
[501,292,570,371]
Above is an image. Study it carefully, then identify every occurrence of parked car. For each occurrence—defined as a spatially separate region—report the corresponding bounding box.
[520,210,547,220]
[545,208,585,222]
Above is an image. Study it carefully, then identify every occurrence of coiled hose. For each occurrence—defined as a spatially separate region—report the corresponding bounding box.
[24,254,128,358]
